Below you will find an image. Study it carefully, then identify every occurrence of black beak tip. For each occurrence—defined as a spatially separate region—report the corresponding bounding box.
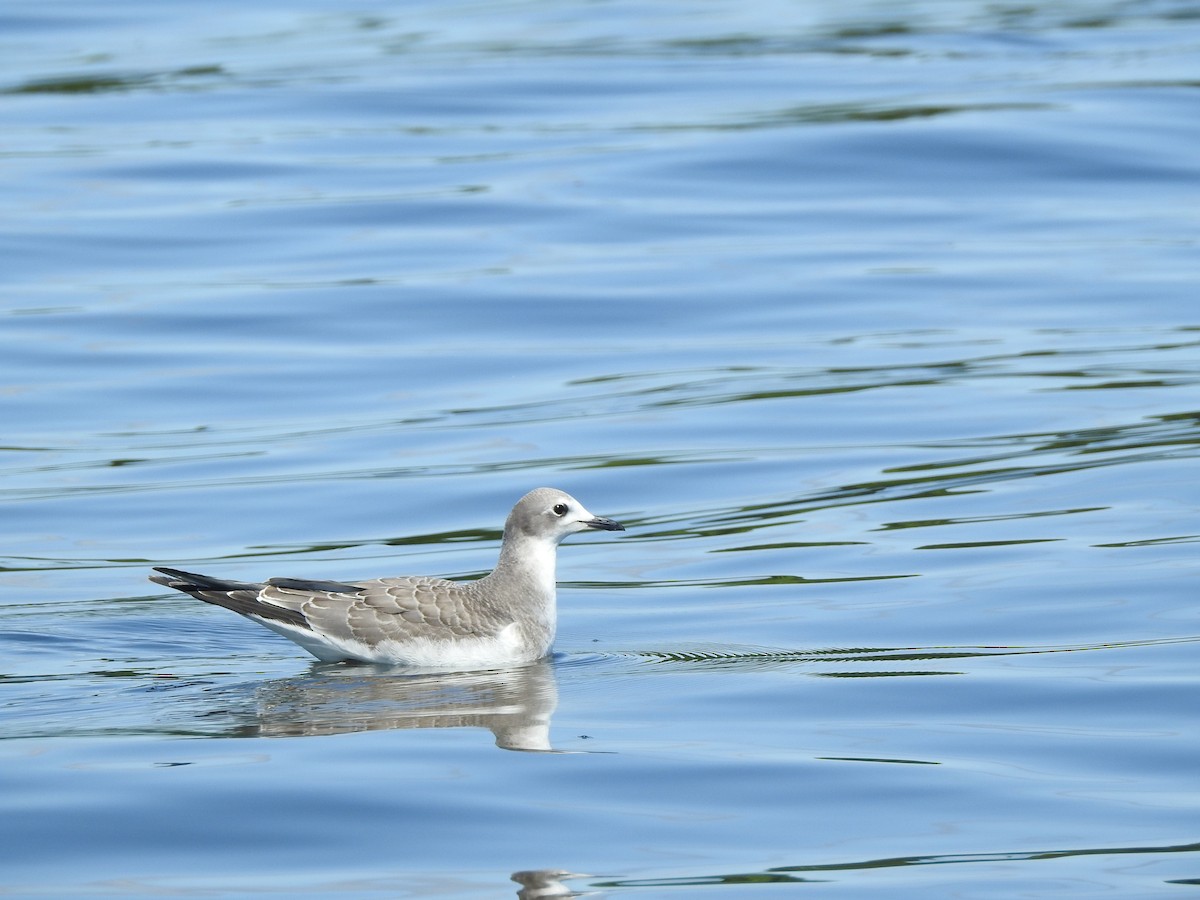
[586,517,625,532]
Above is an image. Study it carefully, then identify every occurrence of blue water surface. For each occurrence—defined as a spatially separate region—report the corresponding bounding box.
[2,0,1199,897]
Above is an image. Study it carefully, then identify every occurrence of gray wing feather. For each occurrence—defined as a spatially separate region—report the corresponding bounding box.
[266,576,361,594]
[152,567,513,647]
[260,577,512,646]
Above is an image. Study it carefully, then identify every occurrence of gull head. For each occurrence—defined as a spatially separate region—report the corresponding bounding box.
[506,487,625,545]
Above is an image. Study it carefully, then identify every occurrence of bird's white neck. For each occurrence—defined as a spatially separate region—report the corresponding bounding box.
[492,532,558,601]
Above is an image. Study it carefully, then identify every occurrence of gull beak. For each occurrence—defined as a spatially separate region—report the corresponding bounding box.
[583,515,625,532]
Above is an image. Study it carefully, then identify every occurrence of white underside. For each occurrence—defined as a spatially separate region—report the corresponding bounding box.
[254,617,544,669]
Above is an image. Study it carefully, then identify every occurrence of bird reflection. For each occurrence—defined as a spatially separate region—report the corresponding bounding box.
[237,658,559,751]
[511,869,593,899]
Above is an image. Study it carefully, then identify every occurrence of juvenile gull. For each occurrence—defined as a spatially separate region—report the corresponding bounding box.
[149,487,624,668]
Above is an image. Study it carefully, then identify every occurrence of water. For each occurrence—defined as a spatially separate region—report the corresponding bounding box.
[2,0,1199,896]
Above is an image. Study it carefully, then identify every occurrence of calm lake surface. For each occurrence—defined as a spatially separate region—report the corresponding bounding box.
[2,0,1199,897]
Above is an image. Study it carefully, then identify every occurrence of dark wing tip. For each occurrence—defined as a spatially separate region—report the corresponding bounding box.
[149,566,196,587]
[148,567,262,593]
[266,576,362,594]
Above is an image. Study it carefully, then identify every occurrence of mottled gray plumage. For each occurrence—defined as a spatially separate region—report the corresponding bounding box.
[149,488,624,668]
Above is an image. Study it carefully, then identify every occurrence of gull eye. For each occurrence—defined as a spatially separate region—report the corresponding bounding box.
[552,502,569,517]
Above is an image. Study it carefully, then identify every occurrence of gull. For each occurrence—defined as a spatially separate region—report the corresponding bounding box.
[149,487,624,668]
